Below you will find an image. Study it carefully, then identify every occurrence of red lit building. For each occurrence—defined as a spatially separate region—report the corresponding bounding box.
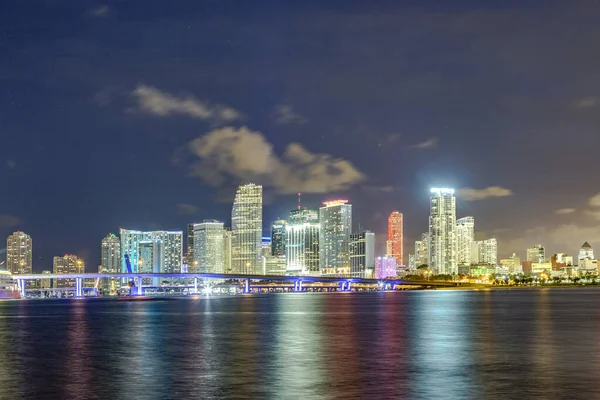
[387,211,403,265]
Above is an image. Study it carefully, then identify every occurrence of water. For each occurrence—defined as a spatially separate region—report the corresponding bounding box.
[0,289,599,399]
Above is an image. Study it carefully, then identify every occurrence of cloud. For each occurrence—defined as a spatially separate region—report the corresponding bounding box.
[176,203,199,215]
[555,208,576,215]
[409,137,438,149]
[458,186,513,201]
[363,185,395,193]
[0,215,22,227]
[6,160,16,169]
[589,193,600,207]
[130,85,242,124]
[575,97,597,108]
[585,210,600,221]
[273,104,308,125]
[188,126,365,194]
[88,5,110,17]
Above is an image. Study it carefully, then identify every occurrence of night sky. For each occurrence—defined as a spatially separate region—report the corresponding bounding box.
[2,0,600,272]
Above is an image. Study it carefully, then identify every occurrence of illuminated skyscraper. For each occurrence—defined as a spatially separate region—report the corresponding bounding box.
[414,232,430,267]
[428,188,457,275]
[231,183,263,275]
[270,219,287,257]
[456,216,475,266]
[375,256,397,279]
[193,220,225,274]
[319,200,352,275]
[350,231,375,278]
[6,231,32,275]
[286,208,320,275]
[471,238,497,265]
[53,254,84,288]
[386,211,403,265]
[101,233,121,273]
[223,228,232,273]
[526,245,545,264]
[187,223,195,271]
[120,229,183,274]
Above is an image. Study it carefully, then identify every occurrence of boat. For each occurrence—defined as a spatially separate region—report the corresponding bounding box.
[0,271,22,300]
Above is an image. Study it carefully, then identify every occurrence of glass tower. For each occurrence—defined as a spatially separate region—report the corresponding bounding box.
[120,229,183,274]
[319,200,352,276]
[270,219,287,257]
[286,208,319,275]
[231,183,263,275]
[193,220,225,274]
[6,231,32,275]
[428,188,457,275]
[456,216,474,266]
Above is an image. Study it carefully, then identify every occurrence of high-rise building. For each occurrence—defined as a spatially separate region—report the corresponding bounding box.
[270,219,287,257]
[470,238,498,265]
[193,220,225,274]
[375,256,397,279]
[101,233,121,273]
[500,253,522,273]
[526,245,545,264]
[187,223,195,270]
[41,270,52,289]
[286,208,320,275]
[578,242,594,263]
[386,211,403,265]
[428,188,457,275]
[414,232,430,267]
[350,231,375,278]
[319,200,352,275]
[120,229,183,274]
[456,217,474,266]
[231,183,263,275]
[53,255,84,288]
[6,231,32,275]
[223,228,232,273]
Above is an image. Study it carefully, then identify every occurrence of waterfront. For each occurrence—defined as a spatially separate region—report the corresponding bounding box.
[0,290,599,399]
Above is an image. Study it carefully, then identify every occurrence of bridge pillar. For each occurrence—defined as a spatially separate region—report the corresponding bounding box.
[17,279,26,298]
[294,280,303,292]
[75,277,83,298]
[339,281,346,292]
[244,279,250,294]
[346,281,351,292]
[194,277,199,293]
[136,276,143,296]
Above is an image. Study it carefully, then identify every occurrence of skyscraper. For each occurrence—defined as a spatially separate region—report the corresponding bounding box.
[470,238,498,265]
[187,223,195,271]
[270,219,287,257]
[120,229,183,274]
[350,231,375,278]
[223,228,232,273]
[578,242,594,262]
[286,208,320,275]
[53,254,84,288]
[375,256,397,279]
[6,231,32,275]
[193,220,225,274]
[456,216,475,266]
[231,183,263,275]
[319,200,352,276]
[414,232,430,268]
[386,211,403,265]
[526,245,545,264]
[428,188,457,275]
[101,233,121,273]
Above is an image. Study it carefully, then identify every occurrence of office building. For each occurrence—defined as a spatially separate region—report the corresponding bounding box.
[456,217,474,266]
[386,211,403,265]
[120,229,183,274]
[319,200,352,275]
[6,231,32,275]
[578,242,594,264]
[375,256,397,279]
[53,254,84,288]
[101,233,120,273]
[187,223,195,271]
[428,188,457,275]
[500,253,522,273]
[270,219,287,257]
[193,220,225,274]
[231,183,263,275]
[414,232,430,267]
[286,208,320,275]
[223,228,232,273]
[350,231,375,278]
[526,245,545,264]
[470,238,498,265]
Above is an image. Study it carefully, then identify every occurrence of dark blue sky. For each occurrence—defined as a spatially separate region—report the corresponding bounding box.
[2,0,600,271]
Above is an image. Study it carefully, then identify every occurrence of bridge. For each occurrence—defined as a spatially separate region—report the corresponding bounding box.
[13,273,463,298]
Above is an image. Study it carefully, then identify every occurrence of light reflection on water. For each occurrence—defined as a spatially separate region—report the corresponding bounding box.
[0,290,599,399]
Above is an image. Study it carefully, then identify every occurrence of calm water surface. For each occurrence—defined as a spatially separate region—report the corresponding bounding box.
[0,289,599,399]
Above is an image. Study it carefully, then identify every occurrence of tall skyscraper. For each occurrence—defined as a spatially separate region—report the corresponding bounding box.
[526,245,545,264]
[53,254,84,288]
[428,188,457,275]
[231,183,263,275]
[120,229,183,274]
[6,231,32,275]
[471,238,498,265]
[286,208,320,275]
[319,200,352,275]
[456,216,475,266]
[101,233,121,273]
[193,220,225,274]
[187,223,195,271]
[386,211,403,265]
[270,219,287,257]
[350,231,375,278]
[223,228,232,273]
[414,232,430,267]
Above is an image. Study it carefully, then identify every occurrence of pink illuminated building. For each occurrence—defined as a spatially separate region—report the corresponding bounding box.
[375,256,397,279]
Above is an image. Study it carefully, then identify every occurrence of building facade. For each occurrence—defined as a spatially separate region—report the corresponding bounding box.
[526,245,545,264]
[456,216,474,266]
[375,256,397,279]
[349,231,375,278]
[270,219,287,257]
[223,228,232,273]
[120,229,183,274]
[386,211,403,266]
[578,242,594,264]
[231,183,263,275]
[428,188,457,275]
[414,232,430,267]
[471,238,498,265]
[319,200,352,275]
[193,220,225,274]
[286,208,320,275]
[53,254,84,288]
[6,231,32,275]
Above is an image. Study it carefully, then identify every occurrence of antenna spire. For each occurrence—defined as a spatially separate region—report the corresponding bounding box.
[298,192,301,210]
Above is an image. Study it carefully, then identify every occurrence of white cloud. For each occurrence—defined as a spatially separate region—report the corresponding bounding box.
[273,104,308,125]
[575,97,597,108]
[409,137,438,149]
[131,85,242,124]
[188,126,365,194]
[555,208,576,215]
[458,186,513,201]
[585,209,600,221]
[0,215,22,227]
[176,203,199,215]
[589,193,600,207]
[88,5,110,17]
